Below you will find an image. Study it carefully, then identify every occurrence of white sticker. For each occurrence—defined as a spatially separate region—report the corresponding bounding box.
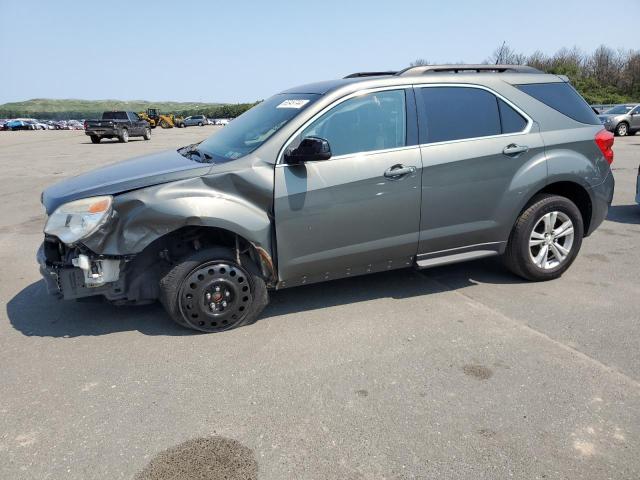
[276,99,310,109]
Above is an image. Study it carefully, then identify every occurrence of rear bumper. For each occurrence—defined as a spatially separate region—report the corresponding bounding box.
[85,128,118,137]
[585,170,615,236]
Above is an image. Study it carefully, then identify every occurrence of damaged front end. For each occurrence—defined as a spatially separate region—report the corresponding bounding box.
[37,151,278,305]
[37,237,128,301]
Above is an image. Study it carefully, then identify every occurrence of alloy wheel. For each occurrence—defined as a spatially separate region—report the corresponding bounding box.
[528,211,574,270]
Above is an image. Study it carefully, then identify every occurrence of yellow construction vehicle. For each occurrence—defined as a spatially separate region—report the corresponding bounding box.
[138,108,185,129]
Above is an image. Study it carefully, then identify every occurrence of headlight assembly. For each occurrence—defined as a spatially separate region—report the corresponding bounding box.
[44,195,112,244]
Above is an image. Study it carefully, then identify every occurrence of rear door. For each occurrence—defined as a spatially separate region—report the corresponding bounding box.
[274,87,422,287]
[415,85,547,258]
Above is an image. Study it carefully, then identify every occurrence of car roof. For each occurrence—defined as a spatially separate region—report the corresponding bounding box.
[281,65,566,97]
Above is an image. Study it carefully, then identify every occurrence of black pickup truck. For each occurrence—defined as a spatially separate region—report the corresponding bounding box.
[84,111,151,144]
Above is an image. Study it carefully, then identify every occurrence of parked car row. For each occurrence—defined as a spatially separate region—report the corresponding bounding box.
[1,116,230,133]
[0,118,84,131]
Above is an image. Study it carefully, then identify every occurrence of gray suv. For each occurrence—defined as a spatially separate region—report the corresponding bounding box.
[38,65,615,332]
[598,104,640,136]
[183,115,207,127]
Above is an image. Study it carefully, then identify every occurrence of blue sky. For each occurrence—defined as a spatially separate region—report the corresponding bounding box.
[0,0,637,104]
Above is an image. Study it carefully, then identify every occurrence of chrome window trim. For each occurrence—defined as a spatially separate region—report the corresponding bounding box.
[277,85,413,166]
[415,83,533,148]
[276,83,534,166]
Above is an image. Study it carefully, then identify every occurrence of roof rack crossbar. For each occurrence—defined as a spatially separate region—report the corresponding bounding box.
[396,64,542,76]
[343,71,397,79]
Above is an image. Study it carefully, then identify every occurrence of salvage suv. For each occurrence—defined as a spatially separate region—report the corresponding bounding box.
[38,65,615,332]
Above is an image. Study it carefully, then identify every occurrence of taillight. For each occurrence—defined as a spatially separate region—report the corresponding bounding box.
[83,121,88,130]
[595,129,614,165]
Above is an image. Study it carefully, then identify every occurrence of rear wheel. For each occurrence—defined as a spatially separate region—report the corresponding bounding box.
[143,127,151,140]
[198,122,203,126]
[118,129,129,143]
[615,122,629,136]
[504,194,583,281]
[159,247,268,333]
[160,120,169,128]
[90,135,101,144]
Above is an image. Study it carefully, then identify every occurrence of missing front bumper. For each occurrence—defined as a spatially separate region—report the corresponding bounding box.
[37,243,126,301]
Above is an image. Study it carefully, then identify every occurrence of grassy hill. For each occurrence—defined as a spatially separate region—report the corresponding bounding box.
[0,98,224,120]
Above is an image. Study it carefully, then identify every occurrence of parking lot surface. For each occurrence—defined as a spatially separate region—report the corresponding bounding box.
[1,128,639,479]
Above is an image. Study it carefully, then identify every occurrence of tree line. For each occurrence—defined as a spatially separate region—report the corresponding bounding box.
[412,43,640,104]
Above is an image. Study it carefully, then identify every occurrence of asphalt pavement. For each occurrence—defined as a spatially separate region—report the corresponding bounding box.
[0,127,639,479]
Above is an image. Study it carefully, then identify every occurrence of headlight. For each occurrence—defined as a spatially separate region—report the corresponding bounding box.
[44,195,112,244]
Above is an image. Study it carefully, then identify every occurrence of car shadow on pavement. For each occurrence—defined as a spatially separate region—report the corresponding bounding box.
[6,280,191,337]
[7,258,524,337]
[261,258,524,320]
[607,204,640,225]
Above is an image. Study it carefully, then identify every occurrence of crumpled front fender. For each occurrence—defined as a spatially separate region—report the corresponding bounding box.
[82,160,275,260]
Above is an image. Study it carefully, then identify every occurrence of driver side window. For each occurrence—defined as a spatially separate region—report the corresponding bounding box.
[300,89,406,157]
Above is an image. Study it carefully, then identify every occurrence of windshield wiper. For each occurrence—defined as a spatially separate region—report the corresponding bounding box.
[179,144,213,162]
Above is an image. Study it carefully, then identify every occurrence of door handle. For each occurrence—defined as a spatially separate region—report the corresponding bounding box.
[502,144,529,156]
[384,164,416,179]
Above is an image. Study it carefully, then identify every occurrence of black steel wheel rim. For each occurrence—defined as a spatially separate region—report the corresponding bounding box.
[178,262,253,331]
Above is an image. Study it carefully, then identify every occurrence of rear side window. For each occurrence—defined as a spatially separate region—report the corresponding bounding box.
[418,87,501,143]
[498,99,528,133]
[516,82,600,125]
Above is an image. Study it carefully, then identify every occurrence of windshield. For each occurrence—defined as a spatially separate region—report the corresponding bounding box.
[604,105,634,114]
[196,93,320,163]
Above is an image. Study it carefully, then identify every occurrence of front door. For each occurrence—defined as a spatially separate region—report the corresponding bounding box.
[630,106,640,130]
[274,88,422,287]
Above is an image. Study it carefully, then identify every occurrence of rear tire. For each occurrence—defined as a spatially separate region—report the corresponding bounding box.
[504,194,583,281]
[615,122,629,136]
[143,127,151,140]
[118,129,129,143]
[90,135,101,144]
[159,247,268,333]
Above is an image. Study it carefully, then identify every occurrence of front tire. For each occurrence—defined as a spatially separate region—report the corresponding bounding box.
[504,194,583,281]
[159,247,268,333]
[615,122,629,136]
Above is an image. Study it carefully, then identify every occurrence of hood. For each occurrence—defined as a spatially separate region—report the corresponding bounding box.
[42,149,212,214]
[598,114,616,122]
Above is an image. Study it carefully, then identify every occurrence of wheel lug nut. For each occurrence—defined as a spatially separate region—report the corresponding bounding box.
[222,301,227,307]
[209,302,216,310]
[215,286,221,292]
[205,293,211,300]
[225,291,230,297]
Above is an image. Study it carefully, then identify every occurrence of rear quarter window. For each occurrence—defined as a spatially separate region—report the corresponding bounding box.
[516,82,600,125]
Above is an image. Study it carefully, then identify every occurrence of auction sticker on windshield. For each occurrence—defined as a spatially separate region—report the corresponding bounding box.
[276,99,310,109]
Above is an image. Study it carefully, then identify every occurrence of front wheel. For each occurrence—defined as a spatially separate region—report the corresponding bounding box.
[504,194,583,281]
[615,122,629,136]
[159,247,268,333]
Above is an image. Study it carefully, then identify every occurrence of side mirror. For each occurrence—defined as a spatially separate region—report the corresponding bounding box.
[284,137,332,164]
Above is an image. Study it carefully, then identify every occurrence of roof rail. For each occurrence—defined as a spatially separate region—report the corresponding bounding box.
[396,64,542,76]
[343,71,397,79]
